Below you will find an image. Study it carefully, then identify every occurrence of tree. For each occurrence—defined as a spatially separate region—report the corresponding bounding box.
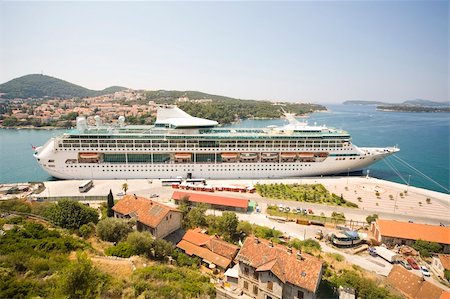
[366,214,378,224]
[412,239,443,257]
[45,199,98,230]
[183,204,207,229]
[106,189,114,217]
[127,231,154,256]
[237,221,253,237]
[216,212,239,242]
[122,183,129,195]
[57,253,107,299]
[151,239,174,260]
[105,242,136,258]
[96,218,133,243]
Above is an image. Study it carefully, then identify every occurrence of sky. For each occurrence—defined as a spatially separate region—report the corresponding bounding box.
[0,1,448,103]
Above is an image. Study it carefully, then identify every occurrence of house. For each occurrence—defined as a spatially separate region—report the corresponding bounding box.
[371,219,450,253]
[387,265,449,299]
[113,195,182,239]
[235,236,323,299]
[431,254,450,280]
[177,228,239,271]
[172,191,249,212]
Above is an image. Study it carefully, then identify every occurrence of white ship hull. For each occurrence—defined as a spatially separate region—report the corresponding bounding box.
[34,139,397,180]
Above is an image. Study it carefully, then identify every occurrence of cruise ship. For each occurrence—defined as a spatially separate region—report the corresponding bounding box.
[33,106,399,180]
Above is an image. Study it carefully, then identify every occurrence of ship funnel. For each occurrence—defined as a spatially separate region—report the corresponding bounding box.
[76,116,87,132]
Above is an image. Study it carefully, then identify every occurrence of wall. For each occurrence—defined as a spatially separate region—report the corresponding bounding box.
[154,210,182,239]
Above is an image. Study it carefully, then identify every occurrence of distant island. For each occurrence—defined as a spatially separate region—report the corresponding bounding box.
[0,74,327,128]
[344,99,450,113]
[377,105,450,113]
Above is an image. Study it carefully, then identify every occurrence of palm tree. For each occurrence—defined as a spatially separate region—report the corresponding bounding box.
[122,183,129,195]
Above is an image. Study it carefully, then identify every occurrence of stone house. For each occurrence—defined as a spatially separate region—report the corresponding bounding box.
[235,236,323,299]
[113,195,182,239]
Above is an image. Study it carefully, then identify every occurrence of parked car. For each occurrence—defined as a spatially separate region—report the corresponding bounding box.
[368,247,378,257]
[150,193,159,198]
[420,266,430,277]
[308,208,314,214]
[407,258,420,270]
[116,192,124,196]
[296,207,302,214]
[284,207,291,213]
[400,260,412,270]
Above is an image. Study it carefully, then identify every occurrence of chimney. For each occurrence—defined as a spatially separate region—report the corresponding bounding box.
[268,240,273,247]
[254,237,260,244]
[296,250,304,261]
[287,246,292,254]
[133,194,137,199]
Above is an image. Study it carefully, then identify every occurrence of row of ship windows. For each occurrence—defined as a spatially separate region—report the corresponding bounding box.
[59,148,353,152]
[65,164,313,169]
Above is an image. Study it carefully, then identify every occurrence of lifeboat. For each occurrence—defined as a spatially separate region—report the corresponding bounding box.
[298,152,315,158]
[280,152,297,162]
[240,153,258,159]
[261,152,278,161]
[174,153,192,162]
[221,153,239,162]
[79,152,100,159]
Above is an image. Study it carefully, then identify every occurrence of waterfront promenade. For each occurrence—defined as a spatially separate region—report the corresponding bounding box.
[27,176,450,224]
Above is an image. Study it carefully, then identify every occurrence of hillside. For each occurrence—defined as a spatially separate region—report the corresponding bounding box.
[0,74,127,99]
[144,90,327,124]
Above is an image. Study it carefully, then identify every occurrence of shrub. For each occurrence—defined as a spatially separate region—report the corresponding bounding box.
[426,198,431,204]
[45,199,98,230]
[78,223,95,239]
[412,239,442,257]
[56,253,108,298]
[127,231,153,256]
[328,253,344,262]
[0,199,31,213]
[105,242,136,258]
[366,214,378,224]
[96,218,133,243]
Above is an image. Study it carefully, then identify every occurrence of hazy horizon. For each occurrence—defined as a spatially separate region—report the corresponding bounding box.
[1,2,448,103]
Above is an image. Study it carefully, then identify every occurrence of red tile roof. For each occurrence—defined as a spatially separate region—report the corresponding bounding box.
[439,254,450,270]
[172,191,248,209]
[176,229,239,269]
[388,265,446,299]
[376,219,450,245]
[236,236,323,293]
[112,195,180,228]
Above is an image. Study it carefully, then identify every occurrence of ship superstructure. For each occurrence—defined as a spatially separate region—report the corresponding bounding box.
[34,106,399,180]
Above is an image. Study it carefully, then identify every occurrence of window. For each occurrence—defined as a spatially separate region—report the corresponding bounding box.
[244,281,248,290]
[244,267,249,276]
[253,272,259,280]
[253,285,258,295]
[297,290,304,299]
[267,281,273,291]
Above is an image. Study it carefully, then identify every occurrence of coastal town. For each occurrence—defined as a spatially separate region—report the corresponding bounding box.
[1,174,450,298]
[0,89,156,128]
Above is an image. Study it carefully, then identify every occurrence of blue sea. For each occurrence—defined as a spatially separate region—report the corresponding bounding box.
[0,105,448,194]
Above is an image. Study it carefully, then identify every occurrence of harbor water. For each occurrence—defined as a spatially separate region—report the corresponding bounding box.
[0,104,448,194]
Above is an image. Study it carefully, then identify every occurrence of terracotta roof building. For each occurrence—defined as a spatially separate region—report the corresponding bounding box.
[113,195,182,239]
[431,254,450,280]
[176,228,239,271]
[388,265,449,299]
[235,236,323,299]
[172,191,249,212]
[371,219,450,253]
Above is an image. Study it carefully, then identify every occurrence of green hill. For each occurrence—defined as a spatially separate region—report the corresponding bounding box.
[0,74,127,99]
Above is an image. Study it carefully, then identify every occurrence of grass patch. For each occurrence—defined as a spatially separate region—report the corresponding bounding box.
[256,183,358,207]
